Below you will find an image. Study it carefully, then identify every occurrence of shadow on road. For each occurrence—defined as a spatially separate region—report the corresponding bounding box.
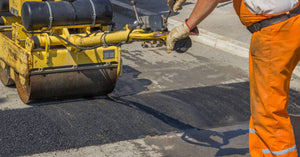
[108,87,250,156]
[107,96,195,130]
[112,65,152,97]
[25,65,151,106]
[181,129,249,156]
[0,98,6,104]
[0,64,299,156]
[0,82,252,156]
[291,116,300,153]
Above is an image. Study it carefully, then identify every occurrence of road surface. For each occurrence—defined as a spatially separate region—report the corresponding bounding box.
[0,12,299,157]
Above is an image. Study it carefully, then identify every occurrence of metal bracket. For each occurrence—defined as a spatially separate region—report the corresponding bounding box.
[72,65,78,69]
[38,68,44,72]
[88,0,97,28]
[45,1,53,30]
[44,33,51,64]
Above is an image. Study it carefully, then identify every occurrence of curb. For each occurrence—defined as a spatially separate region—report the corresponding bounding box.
[111,0,249,58]
[111,0,300,78]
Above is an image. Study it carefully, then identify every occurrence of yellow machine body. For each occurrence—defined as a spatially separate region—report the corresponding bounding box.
[0,0,167,103]
[0,22,122,81]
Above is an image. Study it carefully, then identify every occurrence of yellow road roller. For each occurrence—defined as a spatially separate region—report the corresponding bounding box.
[0,0,169,103]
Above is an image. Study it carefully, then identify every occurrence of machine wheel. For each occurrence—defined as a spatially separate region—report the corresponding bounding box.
[0,66,15,86]
[14,73,31,103]
[15,67,118,104]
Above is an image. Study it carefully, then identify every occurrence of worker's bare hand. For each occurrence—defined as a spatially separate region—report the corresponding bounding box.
[167,0,186,13]
[166,23,190,53]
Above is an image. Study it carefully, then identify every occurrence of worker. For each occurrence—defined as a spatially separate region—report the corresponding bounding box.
[167,0,299,156]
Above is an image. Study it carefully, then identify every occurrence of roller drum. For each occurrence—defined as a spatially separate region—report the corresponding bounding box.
[15,67,118,103]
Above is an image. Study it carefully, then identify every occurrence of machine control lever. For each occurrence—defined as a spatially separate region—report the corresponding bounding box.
[130,0,141,25]
[164,0,176,24]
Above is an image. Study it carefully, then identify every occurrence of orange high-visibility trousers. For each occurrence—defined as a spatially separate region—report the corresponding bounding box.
[248,14,300,156]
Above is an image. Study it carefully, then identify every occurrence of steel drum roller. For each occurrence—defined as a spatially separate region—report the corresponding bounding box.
[15,66,118,103]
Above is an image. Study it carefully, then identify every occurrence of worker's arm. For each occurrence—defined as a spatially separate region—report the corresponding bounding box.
[166,0,231,53]
[186,0,220,29]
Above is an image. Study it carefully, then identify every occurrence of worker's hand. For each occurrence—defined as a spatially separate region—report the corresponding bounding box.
[166,20,199,53]
[168,0,186,13]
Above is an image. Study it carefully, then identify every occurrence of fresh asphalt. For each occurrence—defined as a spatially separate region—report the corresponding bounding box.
[0,13,299,157]
[0,82,246,156]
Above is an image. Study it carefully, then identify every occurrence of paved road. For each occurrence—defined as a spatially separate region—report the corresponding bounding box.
[0,13,299,157]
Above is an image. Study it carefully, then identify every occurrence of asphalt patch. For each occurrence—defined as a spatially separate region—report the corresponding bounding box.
[0,82,299,156]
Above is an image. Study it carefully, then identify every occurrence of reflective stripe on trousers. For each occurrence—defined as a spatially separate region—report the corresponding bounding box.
[249,128,297,156]
[263,146,297,156]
